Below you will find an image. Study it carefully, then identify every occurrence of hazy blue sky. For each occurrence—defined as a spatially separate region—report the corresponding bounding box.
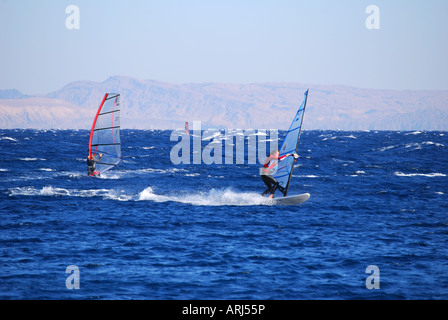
[1,0,447,94]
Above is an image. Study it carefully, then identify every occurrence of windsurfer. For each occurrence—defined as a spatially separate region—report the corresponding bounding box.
[87,153,102,176]
[260,150,298,198]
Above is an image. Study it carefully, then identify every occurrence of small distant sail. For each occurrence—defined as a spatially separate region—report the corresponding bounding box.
[185,122,190,135]
[88,93,121,175]
[273,90,309,196]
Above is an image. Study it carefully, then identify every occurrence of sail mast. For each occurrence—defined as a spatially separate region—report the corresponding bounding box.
[88,94,108,157]
[283,89,309,196]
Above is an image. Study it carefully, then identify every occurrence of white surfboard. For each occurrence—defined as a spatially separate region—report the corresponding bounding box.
[273,193,310,206]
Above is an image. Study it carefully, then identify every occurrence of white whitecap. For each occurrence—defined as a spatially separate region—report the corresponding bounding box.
[138,187,273,206]
[394,171,446,178]
[0,136,18,142]
[40,186,70,196]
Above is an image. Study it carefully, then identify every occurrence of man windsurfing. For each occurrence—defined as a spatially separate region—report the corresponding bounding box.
[260,150,299,198]
[87,153,102,176]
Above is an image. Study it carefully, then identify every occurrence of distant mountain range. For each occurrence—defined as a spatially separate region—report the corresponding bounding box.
[1,76,447,130]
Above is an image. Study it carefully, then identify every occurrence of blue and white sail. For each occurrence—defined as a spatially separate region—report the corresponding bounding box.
[273,89,309,196]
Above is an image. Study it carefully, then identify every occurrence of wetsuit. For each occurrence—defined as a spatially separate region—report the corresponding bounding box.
[87,155,101,176]
[87,158,96,176]
[260,154,289,197]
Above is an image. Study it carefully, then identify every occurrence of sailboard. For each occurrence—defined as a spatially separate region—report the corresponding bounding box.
[271,89,310,205]
[273,193,310,205]
[185,121,190,135]
[88,93,122,176]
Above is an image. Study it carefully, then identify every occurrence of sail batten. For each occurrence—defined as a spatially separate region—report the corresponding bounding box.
[273,90,308,197]
[98,109,120,116]
[91,143,121,146]
[93,125,120,131]
[88,93,122,175]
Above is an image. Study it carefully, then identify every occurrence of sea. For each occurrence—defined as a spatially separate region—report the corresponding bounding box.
[0,129,447,301]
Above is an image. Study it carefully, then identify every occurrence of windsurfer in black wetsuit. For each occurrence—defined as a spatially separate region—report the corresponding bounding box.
[87,153,102,176]
[260,150,299,198]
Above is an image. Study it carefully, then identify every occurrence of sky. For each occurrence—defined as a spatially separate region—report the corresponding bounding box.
[1,0,447,94]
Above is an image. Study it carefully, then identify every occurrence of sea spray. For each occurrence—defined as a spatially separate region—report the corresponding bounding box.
[138,187,273,206]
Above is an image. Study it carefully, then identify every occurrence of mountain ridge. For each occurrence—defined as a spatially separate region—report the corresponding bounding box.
[1,76,447,130]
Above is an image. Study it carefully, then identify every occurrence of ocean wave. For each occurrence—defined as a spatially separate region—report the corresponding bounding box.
[8,186,70,196]
[40,186,70,196]
[0,136,18,142]
[349,171,366,177]
[96,172,122,180]
[378,141,444,152]
[136,167,189,174]
[321,134,357,141]
[8,186,132,200]
[293,174,320,178]
[405,141,445,149]
[19,157,45,161]
[138,187,273,206]
[394,172,446,178]
[378,145,397,152]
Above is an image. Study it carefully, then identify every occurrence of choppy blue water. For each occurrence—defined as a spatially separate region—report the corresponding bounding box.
[0,129,447,300]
